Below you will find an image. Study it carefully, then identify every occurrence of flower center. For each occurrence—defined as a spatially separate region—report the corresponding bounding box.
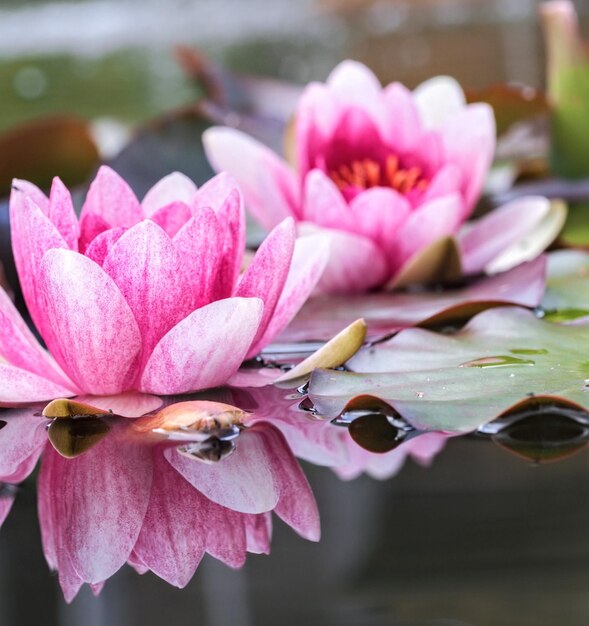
[330,155,429,196]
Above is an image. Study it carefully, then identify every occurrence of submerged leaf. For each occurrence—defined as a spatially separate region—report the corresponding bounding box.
[47,416,111,459]
[42,398,111,419]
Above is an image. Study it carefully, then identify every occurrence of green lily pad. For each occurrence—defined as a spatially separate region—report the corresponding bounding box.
[543,249,589,318]
[308,306,589,433]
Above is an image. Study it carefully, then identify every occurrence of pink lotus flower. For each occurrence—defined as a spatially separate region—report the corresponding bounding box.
[3,166,328,403]
[204,60,498,292]
[205,62,565,292]
[0,399,319,601]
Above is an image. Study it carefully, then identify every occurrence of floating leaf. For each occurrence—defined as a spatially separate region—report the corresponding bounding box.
[275,319,367,385]
[308,306,589,433]
[278,257,546,342]
[42,398,111,419]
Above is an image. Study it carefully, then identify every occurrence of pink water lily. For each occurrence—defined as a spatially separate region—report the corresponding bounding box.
[0,398,320,601]
[3,166,328,403]
[204,61,561,292]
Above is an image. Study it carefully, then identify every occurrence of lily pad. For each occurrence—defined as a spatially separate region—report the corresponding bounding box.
[308,306,589,433]
[543,249,589,315]
[278,256,546,342]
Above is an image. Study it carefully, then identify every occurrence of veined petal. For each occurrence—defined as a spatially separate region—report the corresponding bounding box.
[39,425,152,584]
[80,166,143,228]
[192,171,239,213]
[84,227,126,267]
[74,392,163,418]
[302,169,356,231]
[38,249,142,395]
[0,409,46,482]
[204,502,247,568]
[244,513,272,554]
[165,428,280,514]
[203,127,299,230]
[78,212,110,254]
[141,172,198,217]
[235,218,295,351]
[440,103,496,214]
[48,177,79,250]
[133,450,205,588]
[103,220,194,366]
[9,191,68,337]
[149,201,192,238]
[413,75,467,129]
[250,423,320,541]
[173,208,222,308]
[247,231,329,354]
[0,363,77,404]
[11,178,49,214]
[0,287,76,390]
[140,297,263,395]
[212,188,246,300]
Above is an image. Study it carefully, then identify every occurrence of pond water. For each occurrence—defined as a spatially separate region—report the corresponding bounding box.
[3,1,589,625]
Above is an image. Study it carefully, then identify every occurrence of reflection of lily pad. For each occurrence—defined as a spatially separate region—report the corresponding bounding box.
[308,307,589,433]
[279,257,546,342]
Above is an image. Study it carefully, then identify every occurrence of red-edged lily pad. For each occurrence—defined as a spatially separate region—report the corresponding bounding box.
[308,306,589,433]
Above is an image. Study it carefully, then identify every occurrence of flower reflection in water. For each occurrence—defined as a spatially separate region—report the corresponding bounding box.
[0,398,320,602]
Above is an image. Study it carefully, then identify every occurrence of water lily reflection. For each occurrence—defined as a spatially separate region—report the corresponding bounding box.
[0,400,320,602]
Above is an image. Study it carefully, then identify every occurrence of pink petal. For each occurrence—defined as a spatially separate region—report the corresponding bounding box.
[11,178,49,213]
[413,76,467,129]
[103,220,194,367]
[348,187,411,245]
[303,225,388,294]
[382,82,422,151]
[295,82,340,175]
[38,249,142,395]
[149,201,192,238]
[235,218,295,354]
[141,172,198,217]
[0,409,46,482]
[302,169,356,231]
[84,227,127,266]
[173,208,222,308]
[440,103,496,214]
[0,496,13,529]
[38,424,152,584]
[47,177,79,250]
[0,286,76,390]
[247,231,330,352]
[9,192,68,337]
[211,188,246,300]
[203,127,299,230]
[389,193,464,271]
[458,196,551,275]
[140,297,263,395]
[419,163,463,204]
[75,392,163,418]
[133,450,205,588]
[78,212,111,254]
[192,172,239,213]
[204,502,247,568]
[165,428,280,514]
[0,363,77,404]
[244,513,272,554]
[80,166,143,229]
[250,423,320,541]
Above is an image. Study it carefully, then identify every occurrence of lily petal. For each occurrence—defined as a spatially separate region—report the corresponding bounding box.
[0,363,77,404]
[349,187,411,245]
[149,201,192,238]
[413,75,467,129]
[103,220,194,366]
[203,127,299,230]
[302,169,356,231]
[165,428,280,514]
[0,409,46,482]
[48,177,79,250]
[142,172,198,217]
[38,249,142,395]
[80,166,143,228]
[140,297,263,395]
